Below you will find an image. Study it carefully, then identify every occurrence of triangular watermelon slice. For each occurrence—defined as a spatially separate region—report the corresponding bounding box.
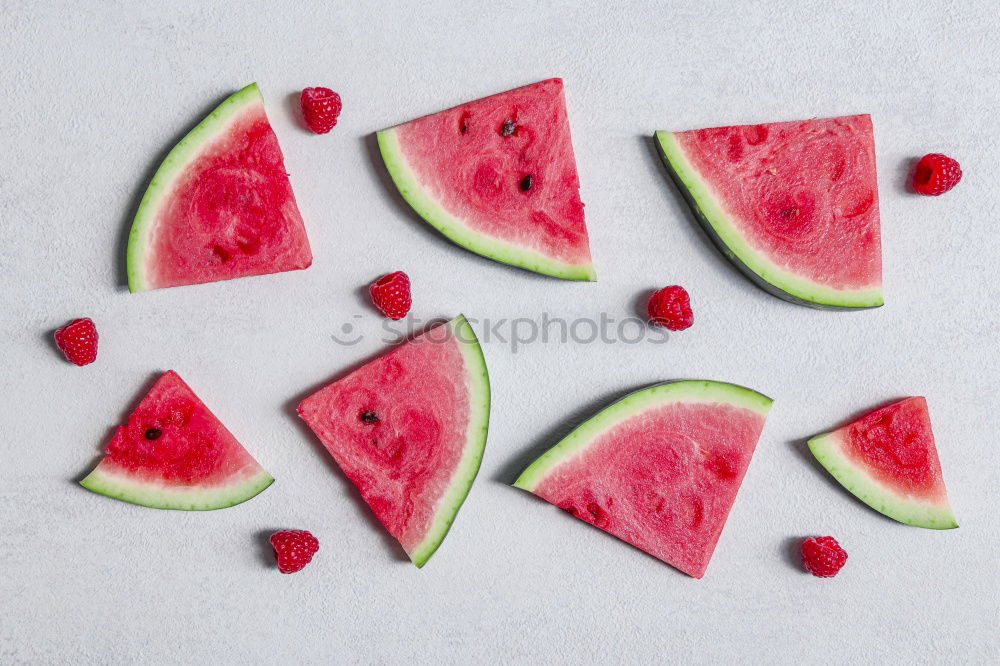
[514,381,772,578]
[297,315,490,567]
[808,397,957,529]
[127,83,312,292]
[377,79,595,281]
[655,116,882,308]
[80,371,273,510]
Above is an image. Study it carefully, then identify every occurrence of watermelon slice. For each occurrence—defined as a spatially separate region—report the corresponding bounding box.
[127,83,312,292]
[297,315,490,567]
[808,397,957,529]
[80,371,273,510]
[377,79,595,281]
[655,116,882,308]
[514,380,772,578]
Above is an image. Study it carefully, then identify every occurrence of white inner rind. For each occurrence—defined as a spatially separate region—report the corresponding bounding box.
[376,128,597,282]
[807,432,958,529]
[80,464,274,511]
[655,130,883,309]
[514,380,772,492]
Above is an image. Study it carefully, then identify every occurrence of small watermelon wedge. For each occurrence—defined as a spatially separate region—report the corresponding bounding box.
[127,83,312,292]
[377,79,595,281]
[808,397,957,529]
[297,315,490,567]
[655,116,882,309]
[514,381,772,578]
[80,371,273,510]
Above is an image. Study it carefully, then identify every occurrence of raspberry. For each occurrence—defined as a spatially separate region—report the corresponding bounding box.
[270,530,319,574]
[647,286,693,331]
[912,153,962,196]
[53,318,98,366]
[300,87,342,134]
[369,271,411,320]
[801,536,848,578]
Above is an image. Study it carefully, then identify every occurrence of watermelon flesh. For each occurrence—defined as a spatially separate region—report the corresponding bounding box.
[655,116,882,308]
[808,397,957,529]
[377,79,595,281]
[514,381,772,578]
[127,83,312,291]
[80,371,273,510]
[297,315,490,567]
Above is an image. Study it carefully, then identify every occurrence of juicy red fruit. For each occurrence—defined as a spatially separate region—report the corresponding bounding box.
[54,318,98,366]
[370,271,411,320]
[801,536,848,578]
[300,87,342,134]
[647,286,693,331]
[912,153,962,196]
[270,530,319,574]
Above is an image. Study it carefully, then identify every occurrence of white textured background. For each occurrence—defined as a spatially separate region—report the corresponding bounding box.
[2,1,998,663]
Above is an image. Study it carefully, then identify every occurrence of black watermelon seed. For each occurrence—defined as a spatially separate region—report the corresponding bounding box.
[360,410,379,424]
[520,175,533,191]
[145,428,162,440]
[501,120,515,137]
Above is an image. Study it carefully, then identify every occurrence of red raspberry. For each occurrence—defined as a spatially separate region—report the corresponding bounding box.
[369,271,411,320]
[647,286,693,331]
[53,318,98,366]
[912,153,962,196]
[801,536,848,578]
[300,87,342,134]
[270,530,319,574]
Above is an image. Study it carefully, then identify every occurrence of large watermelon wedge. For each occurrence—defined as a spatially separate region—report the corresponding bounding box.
[127,83,312,292]
[80,371,273,510]
[297,315,490,567]
[655,116,882,308]
[808,397,957,529]
[514,380,772,578]
[377,79,595,281]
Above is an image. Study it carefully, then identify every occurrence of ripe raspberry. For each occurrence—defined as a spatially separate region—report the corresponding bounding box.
[270,530,319,574]
[369,271,411,320]
[300,87,342,134]
[53,318,98,366]
[801,536,848,578]
[912,153,962,196]
[647,286,693,331]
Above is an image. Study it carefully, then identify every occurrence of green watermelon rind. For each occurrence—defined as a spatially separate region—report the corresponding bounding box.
[376,128,597,282]
[513,380,772,492]
[654,130,884,310]
[126,83,264,293]
[807,432,958,530]
[79,465,274,511]
[408,314,491,567]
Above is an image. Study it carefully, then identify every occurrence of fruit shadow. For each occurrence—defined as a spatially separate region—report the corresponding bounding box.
[361,133,463,247]
[284,92,307,133]
[492,385,643,486]
[631,289,655,321]
[781,535,808,571]
[282,337,449,565]
[113,93,235,291]
[71,371,166,484]
[897,156,920,194]
[255,528,282,568]
[639,135,749,279]
[790,396,913,524]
